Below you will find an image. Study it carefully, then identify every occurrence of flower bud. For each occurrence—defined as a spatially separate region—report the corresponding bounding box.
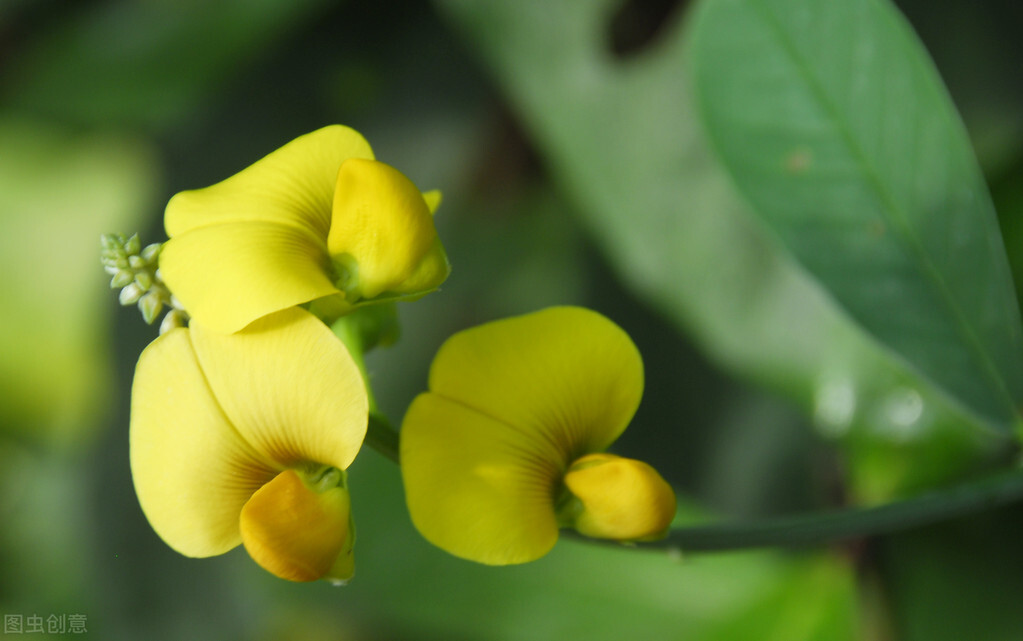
[119,282,145,306]
[138,292,164,325]
[141,243,162,264]
[110,269,135,288]
[134,270,154,291]
[123,233,141,256]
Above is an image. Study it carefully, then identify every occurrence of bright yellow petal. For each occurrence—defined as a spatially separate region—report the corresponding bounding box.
[130,328,276,557]
[428,307,644,462]
[391,237,450,298]
[422,189,442,214]
[400,393,560,565]
[189,307,368,471]
[165,125,374,240]
[327,158,446,300]
[160,221,340,333]
[240,469,352,582]
[563,453,676,541]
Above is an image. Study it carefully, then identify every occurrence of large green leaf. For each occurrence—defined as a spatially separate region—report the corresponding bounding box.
[435,0,1015,499]
[690,0,1023,433]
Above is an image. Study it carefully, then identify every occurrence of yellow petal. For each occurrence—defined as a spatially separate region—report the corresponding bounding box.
[240,469,353,582]
[189,307,368,471]
[563,453,676,541]
[400,393,560,565]
[160,221,341,334]
[166,125,374,240]
[422,189,442,214]
[130,328,276,557]
[389,237,450,299]
[327,158,448,300]
[428,307,644,462]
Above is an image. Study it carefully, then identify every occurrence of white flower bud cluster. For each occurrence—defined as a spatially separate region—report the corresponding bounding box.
[101,233,189,334]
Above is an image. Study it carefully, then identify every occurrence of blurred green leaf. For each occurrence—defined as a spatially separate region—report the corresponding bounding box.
[2,0,331,129]
[435,0,1015,499]
[690,0,1023,433]
[0,118,158,444]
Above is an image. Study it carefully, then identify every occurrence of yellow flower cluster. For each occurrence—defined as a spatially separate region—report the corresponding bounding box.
[129,126,675,583]
[132,126,447,583]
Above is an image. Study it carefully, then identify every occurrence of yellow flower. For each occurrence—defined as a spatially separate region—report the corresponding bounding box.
[130,307,368,582]
[400,306,676,565]
[159,125,450,334]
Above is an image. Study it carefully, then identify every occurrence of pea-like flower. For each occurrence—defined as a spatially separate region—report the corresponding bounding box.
[130,307,368,582]
[400,306,676,565]
[159,125,450,334]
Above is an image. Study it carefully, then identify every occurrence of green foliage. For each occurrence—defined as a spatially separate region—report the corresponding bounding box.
[690,0,1023,437]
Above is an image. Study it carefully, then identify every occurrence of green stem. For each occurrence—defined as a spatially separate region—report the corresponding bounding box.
[331,318,378,414]
[331,312,400,463]
[638,469,1023,552]
[366,412,400,463]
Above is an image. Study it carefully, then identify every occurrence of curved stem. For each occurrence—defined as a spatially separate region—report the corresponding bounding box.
[635,469,1023,552]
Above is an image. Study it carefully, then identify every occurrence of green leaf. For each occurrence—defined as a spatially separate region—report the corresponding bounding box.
[689,0,1023,433]
[435,0,1016,498]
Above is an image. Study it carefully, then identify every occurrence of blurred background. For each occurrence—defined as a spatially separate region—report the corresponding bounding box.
[2,0,1023,639]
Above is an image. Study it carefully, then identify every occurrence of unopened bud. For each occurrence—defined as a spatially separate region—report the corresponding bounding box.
[119,282,145,306]
[100,233,124,251]
[123,233,141,256]
[110,270,135,288]
[138,292,163,324]
[141,243,161,264]
[134,270,154,291]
